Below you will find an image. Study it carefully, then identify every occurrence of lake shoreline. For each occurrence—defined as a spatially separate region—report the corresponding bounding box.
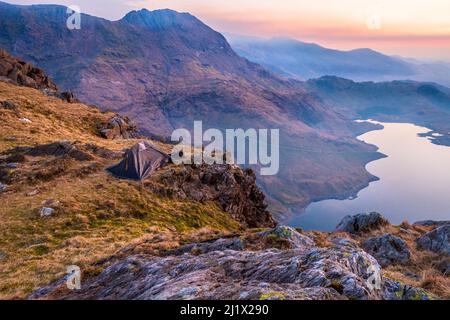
[286,120,450,230]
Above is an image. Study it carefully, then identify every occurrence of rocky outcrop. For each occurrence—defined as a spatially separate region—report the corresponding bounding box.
[362,234,411,267]
[30,228,382,300]
[99,115,138,140]
[42,89,77,103]
[335,212,389,234]
[416,225,450,255]
[0,49,57,91]
[31,225,433,300]
[0,49,76,102]
[149,164,276,228]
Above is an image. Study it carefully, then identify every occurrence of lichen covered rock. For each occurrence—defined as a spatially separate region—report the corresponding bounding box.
[362,234,411,267]
[383,279,434,300]
[335,212,389,234]
[257,226,314,250]
[30,232,384,300]
[416,224,450,255]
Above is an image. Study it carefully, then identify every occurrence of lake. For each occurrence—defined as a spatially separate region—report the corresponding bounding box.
[288,120,450,231]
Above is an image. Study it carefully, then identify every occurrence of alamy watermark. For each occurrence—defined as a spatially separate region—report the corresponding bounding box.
[170,121,280,176]
[366,5,382,30]
[66,265,81,290]
[366,264,382,291]
[66,5,81,30]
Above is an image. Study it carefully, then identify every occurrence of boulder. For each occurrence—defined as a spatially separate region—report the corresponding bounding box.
[383,279,434,300]
[0,183,7,192]
[335,212,389,234]
[19,118,32,124]
[416,225,450,255]
[257,226,314,250]
[362,234,411,267]
[41,199,60,207]
[42,89,77,103]
[100,115,138,140]
[0,100,16,110]
[39,207,55,217]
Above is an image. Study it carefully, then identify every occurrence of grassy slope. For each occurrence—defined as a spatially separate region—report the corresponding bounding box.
[0,82,241,298]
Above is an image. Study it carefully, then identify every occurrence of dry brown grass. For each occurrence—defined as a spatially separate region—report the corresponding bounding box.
[0,82,241,299]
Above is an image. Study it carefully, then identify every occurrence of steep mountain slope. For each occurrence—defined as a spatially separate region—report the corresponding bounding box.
[228,36,450,87]
[0,64,276,298]
[0,2,381,216]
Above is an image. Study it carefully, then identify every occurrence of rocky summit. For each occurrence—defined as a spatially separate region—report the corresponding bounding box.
[31,216,441,300]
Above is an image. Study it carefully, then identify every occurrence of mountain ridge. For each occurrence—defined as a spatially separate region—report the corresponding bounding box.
[228,35,450,87]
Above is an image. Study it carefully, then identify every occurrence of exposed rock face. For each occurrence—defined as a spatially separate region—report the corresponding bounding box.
[335,212,389,234]
[0,48,57,90]
[99,115,138,140]
[0,49,76,102]
[149,165,276,228]
[416,225,450,255]
[30,225,434,300]
[30,229,384,300]
[362,234,411,267]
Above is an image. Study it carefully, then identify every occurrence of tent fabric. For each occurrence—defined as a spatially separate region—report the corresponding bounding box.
[107,141,170,180]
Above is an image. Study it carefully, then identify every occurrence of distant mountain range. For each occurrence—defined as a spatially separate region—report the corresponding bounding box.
[0,1,449,216]
[228,35,450,88]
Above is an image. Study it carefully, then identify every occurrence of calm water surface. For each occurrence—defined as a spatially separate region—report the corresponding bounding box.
[289,120,450,231]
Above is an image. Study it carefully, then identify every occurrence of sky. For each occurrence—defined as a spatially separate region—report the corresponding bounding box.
[6,0,450,61]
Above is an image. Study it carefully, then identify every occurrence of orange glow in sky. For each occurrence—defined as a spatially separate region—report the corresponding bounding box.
[8,0,450,60]
[142,0,450,60]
